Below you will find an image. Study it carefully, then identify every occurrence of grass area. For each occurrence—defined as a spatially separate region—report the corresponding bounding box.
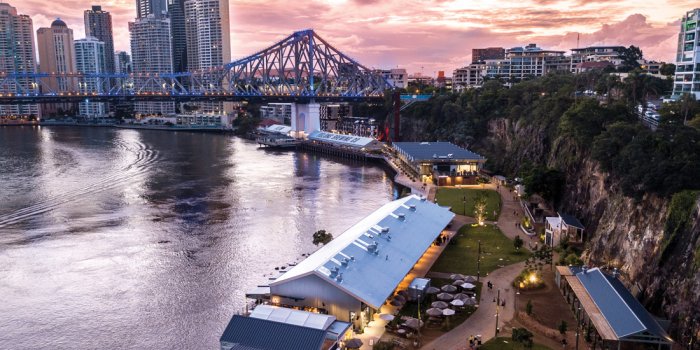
[480,337,552,350]
[435,188,501,220]
[395,278,482,332]
[430,224,530,276]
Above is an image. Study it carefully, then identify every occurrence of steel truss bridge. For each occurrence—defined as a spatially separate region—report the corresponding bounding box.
[0,30,389,105]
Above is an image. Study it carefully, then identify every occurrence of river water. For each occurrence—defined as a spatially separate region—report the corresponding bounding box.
[0,126,396,349]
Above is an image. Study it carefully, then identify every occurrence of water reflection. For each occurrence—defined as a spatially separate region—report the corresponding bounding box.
[0,127,395,349]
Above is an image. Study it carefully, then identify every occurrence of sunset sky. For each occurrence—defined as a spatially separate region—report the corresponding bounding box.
[11,0,698,75]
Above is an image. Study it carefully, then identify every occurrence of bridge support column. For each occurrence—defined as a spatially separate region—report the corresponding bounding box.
[290,102,321,138]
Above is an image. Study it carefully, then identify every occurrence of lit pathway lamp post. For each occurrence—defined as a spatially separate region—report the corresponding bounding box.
[416,291,422,346]
[495,288,500,335]
[477,240,482,282]
[463,194,467,216]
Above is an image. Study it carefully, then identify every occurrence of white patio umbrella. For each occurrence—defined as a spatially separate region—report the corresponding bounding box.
[450,299,465,307]
[452,279,465,286]
[464,275,478,283]
[379,313,395,321]
[345,338,363,349]
[425,286,440,294]
[442,308,456,316]
[463,297,478,306]
[450,273,467,280]
[437,292,454,301]
[454,293,471,301]
[461,283,476,290]
[403,318,424,329]
[441,284,458,293]
[431,301,449,309]
[426,308,443,317]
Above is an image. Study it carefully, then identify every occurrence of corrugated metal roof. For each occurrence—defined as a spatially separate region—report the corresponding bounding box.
[271,195,454,308]
[574,268,672,341]
[220,315,327,350]
[392,142,485,162]
[307,130,381,148]
[559,213,584,229]
[250,305,336,330]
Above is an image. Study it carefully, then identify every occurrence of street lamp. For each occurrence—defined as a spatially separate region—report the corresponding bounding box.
[495,288,500,335]
[477,240,482,282]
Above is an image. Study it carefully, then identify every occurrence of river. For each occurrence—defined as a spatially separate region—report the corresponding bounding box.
[0,126,396,349]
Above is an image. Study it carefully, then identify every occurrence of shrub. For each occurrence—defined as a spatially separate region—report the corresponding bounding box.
[526,300,533,315]
[512,327,534,348]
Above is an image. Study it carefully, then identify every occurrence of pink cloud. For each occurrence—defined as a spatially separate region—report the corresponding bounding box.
[6,0,693,75]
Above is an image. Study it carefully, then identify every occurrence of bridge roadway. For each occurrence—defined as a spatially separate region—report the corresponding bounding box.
[0,93,385,105]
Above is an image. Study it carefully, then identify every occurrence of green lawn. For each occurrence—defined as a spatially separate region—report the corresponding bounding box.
[480,337,552,350]
[430,225,530,276]
[435,188,501,220]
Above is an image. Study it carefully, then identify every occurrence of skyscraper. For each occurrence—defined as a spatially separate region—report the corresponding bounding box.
[672,8,700,100]
[168,0,188,73]
[74,37,106,118]
[37,19,76,91]
[129,15,175,115]
[0,3,39,117]
[137,0,167,18]
[84,6,115,73]
[184,0,231,114]
[114,51,132,74]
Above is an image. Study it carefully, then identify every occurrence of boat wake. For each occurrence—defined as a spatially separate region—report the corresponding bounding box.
[0,139,160,228]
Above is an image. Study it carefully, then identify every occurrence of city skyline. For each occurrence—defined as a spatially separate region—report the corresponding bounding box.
[10,0,695,74]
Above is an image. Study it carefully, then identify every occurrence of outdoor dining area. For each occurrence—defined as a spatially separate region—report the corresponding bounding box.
[382,274,480,343]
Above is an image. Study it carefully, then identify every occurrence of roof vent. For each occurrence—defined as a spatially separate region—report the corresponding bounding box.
[448,153,453,158]
[409,204,416,211]
[386,235,391,241]
[350,256,355,261]
[432,154,437,158]
[341,258,349,266]
[420,197,426,201]
[336,273,343,282]
[381,227,389,233]
[367,243,377,253]
[397,213,406,220]
[329,267,338,278]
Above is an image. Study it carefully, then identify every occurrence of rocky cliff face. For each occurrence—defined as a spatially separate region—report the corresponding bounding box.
[480,117,700,342]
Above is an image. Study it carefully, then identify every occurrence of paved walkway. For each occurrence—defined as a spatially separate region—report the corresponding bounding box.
[420,183,533,349]
[422,261,525,350]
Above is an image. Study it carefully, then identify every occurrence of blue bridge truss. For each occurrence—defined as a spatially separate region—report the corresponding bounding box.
[0,30,390,105]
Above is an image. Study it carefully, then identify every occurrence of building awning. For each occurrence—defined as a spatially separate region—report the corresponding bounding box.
[392,142,485,163]
[245,286,270,299]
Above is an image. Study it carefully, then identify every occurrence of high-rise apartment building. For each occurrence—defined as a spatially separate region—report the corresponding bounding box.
[184,0,231,114]
[673,8,700,100]
[36,19,76,91]
[74,37,106,118]
[0,3,39,117]
[36,18,77,116]
[375,68,407,89]
[137,0,167,18]
[168,0,188,73]
[129,15,175,115]
[114,51,132,74]
[84,6,115,73]
[472,47,505,63]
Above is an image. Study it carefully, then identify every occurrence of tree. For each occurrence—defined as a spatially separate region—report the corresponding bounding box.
[514,236,524,250]
[512,327,534,348]
[474,194,487,225]
[618,45,643,72]
[558,320,568,335]
[660,63,676,76]
[523,167,565,205]
[526,300,533,315]
[312,230,333,246]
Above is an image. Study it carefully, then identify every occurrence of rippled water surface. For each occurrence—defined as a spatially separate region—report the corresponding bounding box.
[0,126,395,349]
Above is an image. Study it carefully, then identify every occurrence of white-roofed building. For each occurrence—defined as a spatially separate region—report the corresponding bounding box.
[307,130,384,151]
[265,194,454,331]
